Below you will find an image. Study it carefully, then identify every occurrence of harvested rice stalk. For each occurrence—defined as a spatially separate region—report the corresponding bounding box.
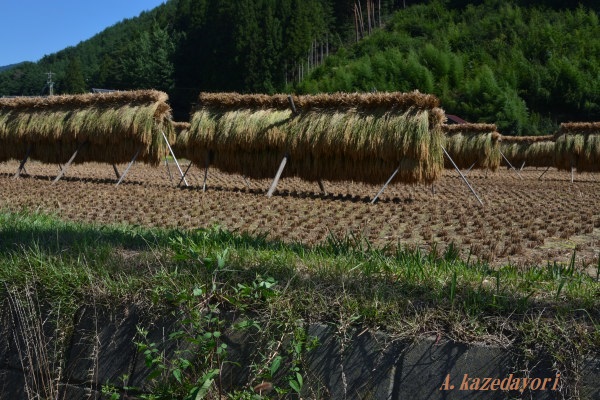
[442,124,501,170]
[499,135,555,168]
[0,90,174,165]
[183,92,444,184]
[555,123,600,172]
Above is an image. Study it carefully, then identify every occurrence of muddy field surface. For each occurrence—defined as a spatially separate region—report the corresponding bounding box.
[1,160,599,272]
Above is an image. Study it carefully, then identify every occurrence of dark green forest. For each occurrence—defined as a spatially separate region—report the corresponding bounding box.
[299,1,600,134]
[1,0,600,134]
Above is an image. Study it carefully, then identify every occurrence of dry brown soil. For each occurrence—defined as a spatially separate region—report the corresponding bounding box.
[1,160,599,273]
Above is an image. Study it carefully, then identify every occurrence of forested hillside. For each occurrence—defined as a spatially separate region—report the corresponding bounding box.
[0,64,21,73]
[0,0,400,119]
[299,1,600,134]
[1,0,600,133]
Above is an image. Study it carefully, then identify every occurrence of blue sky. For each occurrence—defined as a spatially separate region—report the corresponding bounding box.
[0,1,166,66]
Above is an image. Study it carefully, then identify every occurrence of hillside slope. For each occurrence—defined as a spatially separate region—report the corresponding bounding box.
[1,0,600,132]
[0,0,399,118]
[297,1,600,135]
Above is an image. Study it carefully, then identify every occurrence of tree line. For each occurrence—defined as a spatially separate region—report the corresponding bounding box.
[0,0,401,119]
[298,0,600,135]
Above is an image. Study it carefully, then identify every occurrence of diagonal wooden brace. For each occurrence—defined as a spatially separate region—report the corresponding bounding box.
[14,144,33,179]
[52,142,86,185]
[115,146,142,186]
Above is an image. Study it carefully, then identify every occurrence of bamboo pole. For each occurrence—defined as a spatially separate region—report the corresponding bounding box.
[116,146,142,186]
[202,153,210,192]
[165,157,173,182]
[571,164,574,184]
[178,162,193,188]
[371,164,400,204]
[318,179,327,195]
[112,164,121,180]
[267,155,288,198]
[242,175,251,189]
[287,95,297,114]
[162,130,188,187]
[499,150,523,180]
[14,144,32,179]
[442,145,484,206]
[538,166,551,180]
[463,161,477,177]
[162,131,188,187]
[52,142,85,185]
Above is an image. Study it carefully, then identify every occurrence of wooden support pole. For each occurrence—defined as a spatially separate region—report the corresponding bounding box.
[571,164,575,184]
[265,96,297,198]
[463,161,477,177]
[242,175,251,189]
[499,150,523,180]
[202,154,210,192]
[161,131,188,187]
[287,95,297,114]
[116,147,141,186]
[52,142,85,185]
[318,179,327,195]
[371,164,400,204]
[442,145,484,206]
[165,157,173,182]
[112,164,121,180]
[178,161,193,188]
[14,144,33,179]
[538,166,551,180]
[519,161,526,171]
[267,154,288,198]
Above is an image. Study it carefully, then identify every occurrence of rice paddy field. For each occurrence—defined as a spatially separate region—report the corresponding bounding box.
[1,160,599,276]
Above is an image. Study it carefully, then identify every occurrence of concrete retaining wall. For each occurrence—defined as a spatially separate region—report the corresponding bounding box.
[0,303,598,399]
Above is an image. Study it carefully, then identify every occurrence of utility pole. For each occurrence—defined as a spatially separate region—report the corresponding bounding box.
[46,71,55,95]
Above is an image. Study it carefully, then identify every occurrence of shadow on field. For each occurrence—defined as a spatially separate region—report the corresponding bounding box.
[180,183,417,204]
[0,211,170,255]
[0,210,315,258]
[1,172,148,186]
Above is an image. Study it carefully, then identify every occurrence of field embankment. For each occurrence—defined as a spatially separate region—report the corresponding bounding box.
[0,209,598,398]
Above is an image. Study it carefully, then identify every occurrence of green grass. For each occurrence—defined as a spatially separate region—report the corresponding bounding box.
[1,209,598,328]
[1,209,598,397]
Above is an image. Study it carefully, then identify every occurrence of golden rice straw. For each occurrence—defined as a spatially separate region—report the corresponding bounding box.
[184,91,445,184]
[499,135,555,168]
[0,90,174,165]
[555,123,600,172]
[171,121,190,157]
[442,123,501,170]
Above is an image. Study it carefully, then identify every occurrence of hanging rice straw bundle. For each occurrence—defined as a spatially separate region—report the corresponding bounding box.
[183,91,445,184]
[442,123,501,170]
[499,135,555,168]
[555,122,600,172]
[171,121,190,157]
[0,90,174,165]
